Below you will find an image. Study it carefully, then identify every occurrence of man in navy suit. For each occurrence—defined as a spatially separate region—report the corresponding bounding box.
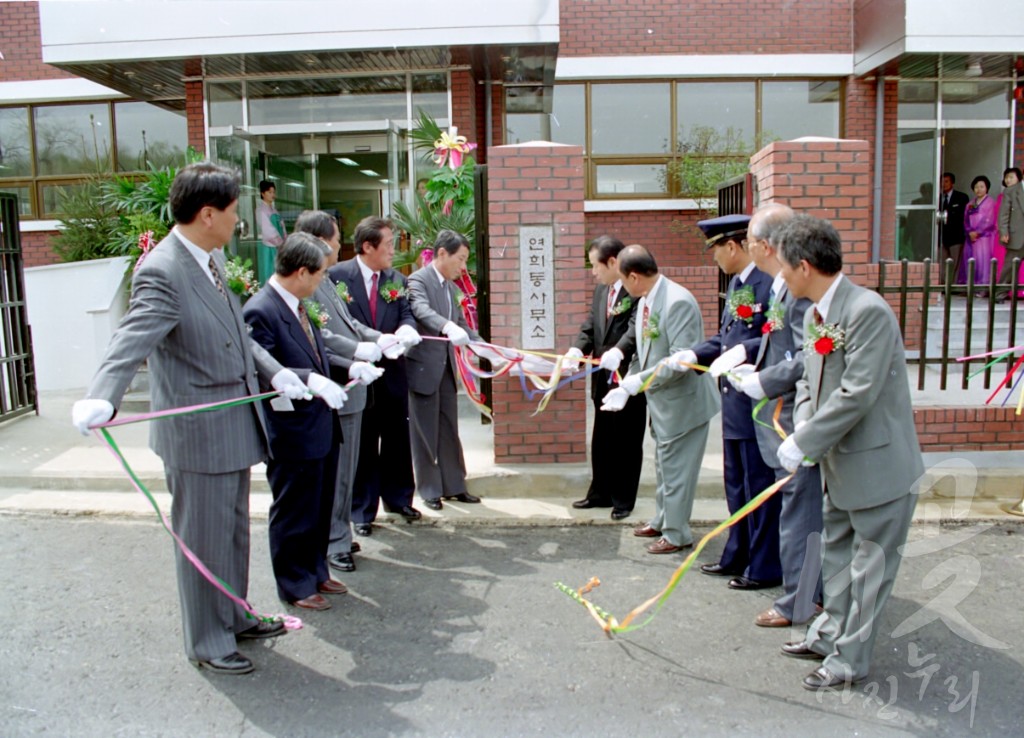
[328,217,421,535]
[244,232,349,611]
[675,214,782,590]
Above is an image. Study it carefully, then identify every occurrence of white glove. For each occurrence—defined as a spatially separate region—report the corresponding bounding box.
[777,435,808,473]
[600,387,629,412]
[71,398,114,435]
[442,321,471,347]
[709,344,748,378]
[349,361,384,386]
[563,347,584,372]
[272,369,313,401]
[726,364,765,400]
[619,373,644,396]
[354,341,383,362]
[307,373,348,410]
[668,349,697,373]
[378,334,406,360]
[599,347,624,373]
[395,324,423,348]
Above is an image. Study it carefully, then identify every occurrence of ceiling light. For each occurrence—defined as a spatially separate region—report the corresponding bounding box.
[335,157,358,166]
[965,61,983,77]
[360,169,379,177]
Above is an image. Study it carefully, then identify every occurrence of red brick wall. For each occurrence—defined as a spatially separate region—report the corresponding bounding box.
[915,407,1024,452]
[1015,64,1024,167]
[450,47,478,148]
[185,80,205,155]
[584,210,708,267]
[21,230,57,267]
[487,144,587,463]
[879,79,900,260]
[559,0,852,56]
[0,1,74,82]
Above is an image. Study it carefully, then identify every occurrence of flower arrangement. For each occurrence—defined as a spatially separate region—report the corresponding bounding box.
[762,299,785,334]
[133,230,156,273]
[224,255,258,297]
[335,281,353,304]
[611,296,633,316]
[727,285,763,324]
[804,321,845,356]
[642,312,661,341]
[303,300,328,329]
[379,280,408,303]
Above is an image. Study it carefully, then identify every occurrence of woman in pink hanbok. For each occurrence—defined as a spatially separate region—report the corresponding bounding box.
[960,175,998,290]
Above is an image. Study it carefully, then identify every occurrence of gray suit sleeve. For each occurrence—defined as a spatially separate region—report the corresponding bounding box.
[644,295,702,392]
[758,299,808,399]
[409,273,452,335]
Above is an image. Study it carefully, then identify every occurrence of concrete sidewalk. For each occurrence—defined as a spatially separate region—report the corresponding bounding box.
[0,365,1021,523]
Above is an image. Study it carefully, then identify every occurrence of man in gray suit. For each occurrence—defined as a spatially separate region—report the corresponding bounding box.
[601,245,719,554]
[996,166,1023,302]
[726,204,823,629]
[775,215,924,691]
[71,163,312,675]
[405,230,482,510]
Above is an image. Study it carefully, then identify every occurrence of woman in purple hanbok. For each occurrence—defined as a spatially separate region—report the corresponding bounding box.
[959,175,998,289]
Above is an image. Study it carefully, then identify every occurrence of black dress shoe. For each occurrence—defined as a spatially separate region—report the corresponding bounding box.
[354,523,373,536]
[781,641,825,660]
[237,621,286,640]
[572,498,611,509]
[349,541,361,553]
[610,508,632,520]
[423,498,443,510]
[328,552,356,572]
[728,576,782,590]
[191,652,254,675]
[700,563,743,577]
[393,505,422,521]
[803,666,855,691]
[444,492,481,503]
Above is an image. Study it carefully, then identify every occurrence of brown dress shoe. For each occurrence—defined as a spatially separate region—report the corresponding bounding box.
[755,608,792,627]
[633,523,662,538]
[317,579,348,595]
[290,593,332,610]
[646,537,687,554]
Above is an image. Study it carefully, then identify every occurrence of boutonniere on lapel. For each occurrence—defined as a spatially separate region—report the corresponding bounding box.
[610,296,633,316]
[224,255,258,298]
[335,281,353,304]
[761,300,784,334]
[379,280,408,303]
[453,288,468,309]
[642,312,661,341]
[302,300,329,329]
[804,321,845,356]
[727,285,763,324]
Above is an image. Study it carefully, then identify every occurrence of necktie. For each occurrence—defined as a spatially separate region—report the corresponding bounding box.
[642,303,650,334]
[606,287,616,318]
[208,256,228,302]
[298,303,322,366]
[369,272,379,327]
[813,307,824,325]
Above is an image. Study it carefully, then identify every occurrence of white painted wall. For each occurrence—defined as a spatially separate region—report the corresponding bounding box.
[24,257,130,391]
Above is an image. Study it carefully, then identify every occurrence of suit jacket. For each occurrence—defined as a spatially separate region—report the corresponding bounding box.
[793,277,924,511]
[328,258,416,400]
[693,266,773,439]
[575,283,638,400]
[751,283,811,466]
[243,285,339,460]
[627,276,719,439]
[313,278,380,416]
[998,181,1024,252]
[405,265,482,395]
[939,189,970,247]
[87,232,275,474]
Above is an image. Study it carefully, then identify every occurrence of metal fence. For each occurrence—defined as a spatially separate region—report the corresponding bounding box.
[0,192,39,422]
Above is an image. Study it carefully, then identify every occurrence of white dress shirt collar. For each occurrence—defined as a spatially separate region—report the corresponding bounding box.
[641,275,665,311]
[737,261,756,283]
[267,275,301,319]
[431,261,447,285]
[814,273,845,323]
[771,273,786,300]
[355,254,378,296]
[174,226,219,286]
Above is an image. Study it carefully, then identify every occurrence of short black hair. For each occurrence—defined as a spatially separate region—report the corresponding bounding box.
[970,175,990,192]
[169,162,240,225]
[433,229,470,256]
[617,244,659,278]
[259,179,275,195]
[775,214,843,276]
[1005,167,1023,182]
[275,232,328,276]
[294,210,338,241]
[588,235,626,265]
[353,216,393,254]
[943,172,956,183]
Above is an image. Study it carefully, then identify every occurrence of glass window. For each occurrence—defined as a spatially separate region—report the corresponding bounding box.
[941,81,1010,121]
[896,129,937,207]
[898,81,937,120]
[595,163,667,195]
[33,103,112,175]
[0,186,32,216]
[40,181,91,217]
[762,81,841,141]
[0,107,32,178]
[114,102,187,171]
[676,82,756,150]
[208,83,243,127]
[248,76,407,127]
[591,83,670,154]
[505,113,545,144]
[548,84,585,149]
[412,74,449,124]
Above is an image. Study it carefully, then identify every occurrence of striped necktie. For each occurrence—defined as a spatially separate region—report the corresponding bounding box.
[208,255,228,301]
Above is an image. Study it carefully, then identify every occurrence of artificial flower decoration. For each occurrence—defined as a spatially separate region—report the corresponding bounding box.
[727,285,763,324]
[610,296,633,316]
[762,299,785,334]
[379,280,408,303]
[804,321,846,356]
[432,129,477,171]
[335,281,353,304]
[133,230,156,273]
[642,312,661,341]
[303,300,328,329]
[224,255,258,297]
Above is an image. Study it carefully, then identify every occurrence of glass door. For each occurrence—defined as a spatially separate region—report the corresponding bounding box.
[895,128,938,261]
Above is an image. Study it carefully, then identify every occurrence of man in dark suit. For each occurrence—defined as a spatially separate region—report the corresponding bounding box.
[244,232,349,612]
[727,204,823,629]
[405,230,483,510]
[776,215,923,691]
[938,172,969,269]
[564,235,646,520]
[328,216,421,535]
[676,214,782,590]
[72,162,313,675]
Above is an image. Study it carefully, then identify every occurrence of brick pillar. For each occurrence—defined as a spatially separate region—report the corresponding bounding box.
[487,143,588,463]
[750,138,872,264]
[185,79,205,156]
